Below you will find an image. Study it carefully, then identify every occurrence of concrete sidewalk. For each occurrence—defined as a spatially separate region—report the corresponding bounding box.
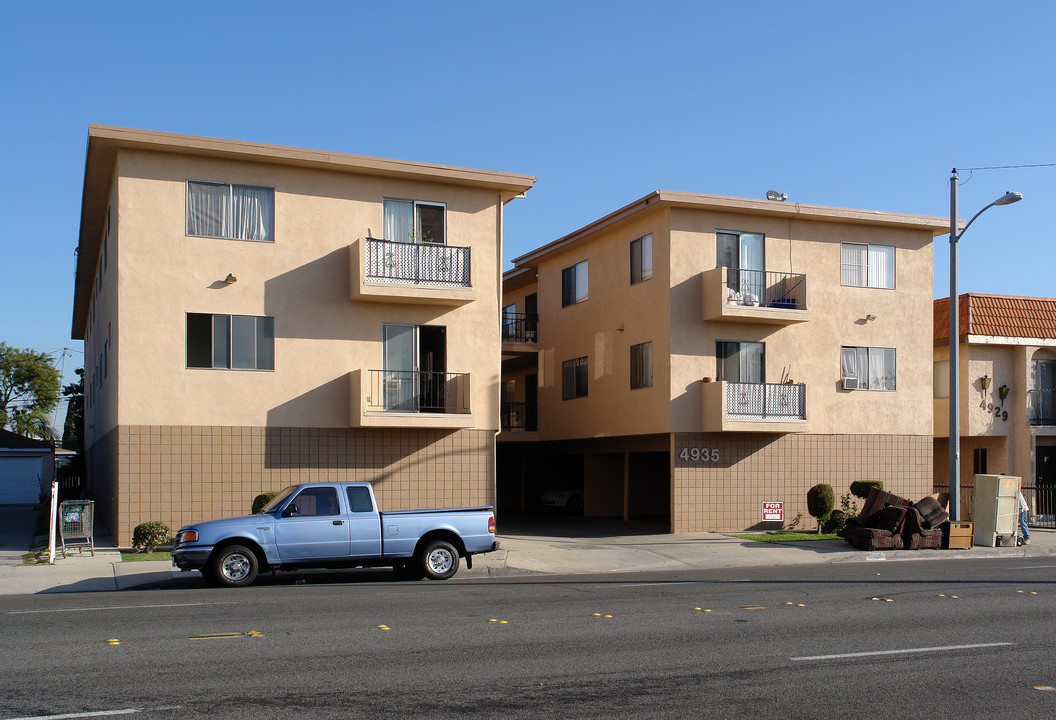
[1,505,1054,595]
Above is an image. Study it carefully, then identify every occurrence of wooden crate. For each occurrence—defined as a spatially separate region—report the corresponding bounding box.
[944,521,974,550]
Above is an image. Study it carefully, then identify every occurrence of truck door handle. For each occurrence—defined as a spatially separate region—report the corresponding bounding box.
[333,520,344,526]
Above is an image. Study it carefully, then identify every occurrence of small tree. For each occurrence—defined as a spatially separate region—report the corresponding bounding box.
[252,492,279,514]
[807,483,835,534]
[0,343,61,436]
[850,480,883,500]
[132,522,170,553]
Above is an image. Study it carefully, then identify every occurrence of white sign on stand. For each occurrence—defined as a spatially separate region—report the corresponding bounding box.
[762,501,783,522]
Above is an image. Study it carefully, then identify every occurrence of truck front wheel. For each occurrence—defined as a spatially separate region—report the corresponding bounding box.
[419,540,459,581]
[207,545,259,588]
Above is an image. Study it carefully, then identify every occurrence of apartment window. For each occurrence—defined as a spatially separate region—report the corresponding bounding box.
[841,242,894,289]
[186,181,274,241]
[631,342,653,389]
[717,230,764,296]
[562,260,588,307]
[187,313,275,370]
[384,199,446,244]
[973,448,988,475]
[716,341,765,383]
[841,346,896,391]
[562,356,588,399]
[630,234,653,284]
[933,360,950,398]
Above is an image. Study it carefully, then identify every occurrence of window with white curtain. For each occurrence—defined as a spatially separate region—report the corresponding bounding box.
[383,199,446,244]
[186,181,274,241]
[841,242,894,289]
[717,231,765,298]
[841,346,896,391]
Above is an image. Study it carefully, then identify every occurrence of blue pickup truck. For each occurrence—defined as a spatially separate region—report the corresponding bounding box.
[171,481,499,587]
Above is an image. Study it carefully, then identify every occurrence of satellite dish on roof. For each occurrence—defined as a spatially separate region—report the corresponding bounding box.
[766,190,788,202]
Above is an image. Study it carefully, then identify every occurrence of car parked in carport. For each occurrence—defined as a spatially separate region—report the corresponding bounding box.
[539,488,583,513]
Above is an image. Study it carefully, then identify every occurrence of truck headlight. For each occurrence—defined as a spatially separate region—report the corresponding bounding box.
[180,530,199,543]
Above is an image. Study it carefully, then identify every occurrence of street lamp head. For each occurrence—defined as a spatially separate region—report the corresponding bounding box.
[994,191,1023,206]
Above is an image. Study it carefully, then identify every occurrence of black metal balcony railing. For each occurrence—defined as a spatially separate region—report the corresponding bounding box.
[501,312,538,343]
[724,269,806,310]
[726,382,806,420]
[367,370,469,414]
[501,401,538,431]
[1029,389,1056,425]
[366,238,471,288]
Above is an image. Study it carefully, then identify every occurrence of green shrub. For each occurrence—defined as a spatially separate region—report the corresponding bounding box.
[850,480,883,499]
[252,492,279,514]
[822,509,849,534]
[131,522,170,553]
[807,483,835,533]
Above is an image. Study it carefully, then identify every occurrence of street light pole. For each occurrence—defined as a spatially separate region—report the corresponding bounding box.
[948,169,1022,521]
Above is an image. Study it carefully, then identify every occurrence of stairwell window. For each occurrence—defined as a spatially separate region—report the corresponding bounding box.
[841,242,894,289]
[562,356,589,399]
[630,234,653,284]
[631,342,653,389]
[187,181,274,241]
[187,313,275,370]
[841,346,896,391]
[562,260,589,307]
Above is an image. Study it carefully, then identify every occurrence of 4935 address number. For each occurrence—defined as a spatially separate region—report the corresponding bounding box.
[679,447,719,462]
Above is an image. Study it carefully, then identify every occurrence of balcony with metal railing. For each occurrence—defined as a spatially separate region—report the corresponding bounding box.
[1029,389,1056,425]
[501,312,538,344]
[500,401,538,433]
[349,368,474,428]
[702,380,809,432]
[350,237,475,305]
[702,267,809,324]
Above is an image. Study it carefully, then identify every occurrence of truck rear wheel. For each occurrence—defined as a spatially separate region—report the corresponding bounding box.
[419,540,459,581]
[208,545,259,588]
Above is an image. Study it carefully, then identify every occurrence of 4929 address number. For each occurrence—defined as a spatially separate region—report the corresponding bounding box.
[679,447,719,462]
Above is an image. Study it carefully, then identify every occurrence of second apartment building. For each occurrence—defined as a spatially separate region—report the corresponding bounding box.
[500,191,949,532]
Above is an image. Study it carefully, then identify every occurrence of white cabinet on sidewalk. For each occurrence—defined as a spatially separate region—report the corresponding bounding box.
[972,474,1020,547]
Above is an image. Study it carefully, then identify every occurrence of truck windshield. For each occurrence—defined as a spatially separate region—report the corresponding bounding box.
[258,486,298,514]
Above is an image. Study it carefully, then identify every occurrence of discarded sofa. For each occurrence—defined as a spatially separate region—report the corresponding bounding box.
[839,488,949,551]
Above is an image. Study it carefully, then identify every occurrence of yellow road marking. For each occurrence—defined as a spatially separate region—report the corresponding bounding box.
[189,631,263,640]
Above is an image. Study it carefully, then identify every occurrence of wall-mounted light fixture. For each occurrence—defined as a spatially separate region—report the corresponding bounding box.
[980,374,992,390]
[224,274,238,284]
[999,384,1010,403]
[865,314,877,322]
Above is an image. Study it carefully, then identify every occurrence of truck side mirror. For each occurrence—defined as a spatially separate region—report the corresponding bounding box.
[282,504,300,518]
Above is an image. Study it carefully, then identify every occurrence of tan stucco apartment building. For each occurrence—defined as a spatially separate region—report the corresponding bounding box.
[72,126,534,544]
[499,191,949,532]
[934,294,1056,523]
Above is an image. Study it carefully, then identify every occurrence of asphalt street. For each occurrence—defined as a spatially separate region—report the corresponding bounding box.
[1,558,1054,719]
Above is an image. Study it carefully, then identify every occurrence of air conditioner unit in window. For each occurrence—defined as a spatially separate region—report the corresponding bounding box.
[842,377,859,390]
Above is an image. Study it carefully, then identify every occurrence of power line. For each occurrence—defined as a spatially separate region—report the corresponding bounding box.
[958,163,1056,171]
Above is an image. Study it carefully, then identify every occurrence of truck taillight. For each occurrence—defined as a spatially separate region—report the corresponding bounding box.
[488,517,496,534]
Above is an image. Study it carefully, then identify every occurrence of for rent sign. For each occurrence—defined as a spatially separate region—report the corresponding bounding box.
[762,502,784,522]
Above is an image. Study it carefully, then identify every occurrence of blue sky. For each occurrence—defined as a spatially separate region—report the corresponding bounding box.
[2,2,1054,427]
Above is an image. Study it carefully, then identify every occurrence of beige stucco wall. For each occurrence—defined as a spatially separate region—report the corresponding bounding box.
[533,209,672,440]
[84,182,120,446]
[669,208,934,436]
[527,203,934,442]
[110,149,504,433]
